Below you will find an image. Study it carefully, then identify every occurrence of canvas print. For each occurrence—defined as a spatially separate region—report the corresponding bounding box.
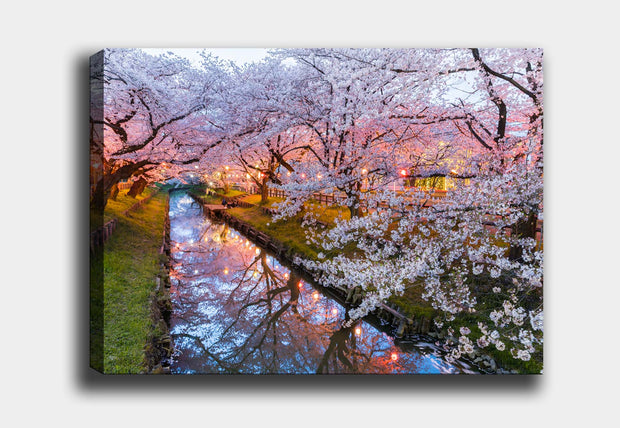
[90,48,543,374]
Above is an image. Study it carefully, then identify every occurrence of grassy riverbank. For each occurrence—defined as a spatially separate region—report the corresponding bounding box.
[90,187,167,373]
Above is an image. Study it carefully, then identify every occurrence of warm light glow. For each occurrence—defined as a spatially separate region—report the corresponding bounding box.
[400,169,407,177]
[246,173,250,179]
[355,327,362,336]
[312,291,319,300]
[225,166,229,170]
[287,171,291,176]
[195,165,198,169]
[298,281,303,289]
[331,308,338,315]
[255,248,260,255]
[223,268,229,275]
[301,173,306,178]
[245,240,249,246]
[390,352,398,361]
[317,174,322,179]
[451,169,457,174]
[361,168,367,175]
[284,273,289,279]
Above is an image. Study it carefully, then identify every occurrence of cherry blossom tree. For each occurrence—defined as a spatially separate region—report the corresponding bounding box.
[92,47,543,369]
[268,48,544,368]
[90,49,228,210]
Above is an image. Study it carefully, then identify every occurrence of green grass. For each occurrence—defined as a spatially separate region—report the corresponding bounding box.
[238,194,283,207]
[91,188,167,373]
[223,189,244,197]
[227,205,323,260]
[96,187,155,225]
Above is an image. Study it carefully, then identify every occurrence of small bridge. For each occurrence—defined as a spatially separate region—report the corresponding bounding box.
[168,185,196,193]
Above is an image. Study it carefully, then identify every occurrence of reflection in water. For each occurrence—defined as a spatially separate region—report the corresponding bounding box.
[169,193,478,374]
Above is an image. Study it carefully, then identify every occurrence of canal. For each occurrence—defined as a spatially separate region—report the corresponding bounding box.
[168,192,479,374]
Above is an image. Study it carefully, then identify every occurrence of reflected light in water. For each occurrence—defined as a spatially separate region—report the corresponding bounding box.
[167,191,479,375]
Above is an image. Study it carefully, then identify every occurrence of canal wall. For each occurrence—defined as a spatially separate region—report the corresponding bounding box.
[145,193,173,374]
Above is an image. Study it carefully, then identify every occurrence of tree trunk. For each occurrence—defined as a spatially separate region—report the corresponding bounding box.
[348,204,361,219]
[346,186,362,218]
[509,211,538,261]
[109,183,119,201]
[127,177,148,198]
[260,179,269,204]
[90,160,150,211]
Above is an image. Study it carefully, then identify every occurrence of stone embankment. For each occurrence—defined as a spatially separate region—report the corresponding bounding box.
[145,193,173,374]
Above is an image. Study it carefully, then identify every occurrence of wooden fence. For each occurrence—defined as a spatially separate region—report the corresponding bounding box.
[121,189,159,216]
[117,181,133,190]
[90,219,117,253]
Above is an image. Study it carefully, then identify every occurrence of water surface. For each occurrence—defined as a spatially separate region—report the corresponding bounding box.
[168,192,478,374]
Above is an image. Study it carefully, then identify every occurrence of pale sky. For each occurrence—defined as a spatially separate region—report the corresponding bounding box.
[142,48,270,67]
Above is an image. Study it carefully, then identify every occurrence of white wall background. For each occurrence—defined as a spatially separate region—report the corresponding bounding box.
[1,1,617,426]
